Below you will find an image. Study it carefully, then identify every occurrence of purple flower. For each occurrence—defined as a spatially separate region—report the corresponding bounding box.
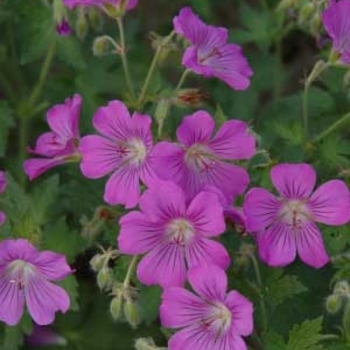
[160,264,253,350]
[174,7,253,90]
[0,239,72,326]
[25,324,67,347]
[0,171,7,226]
[322,0,350,64]
[243,163,350,268]
[63,0,138,10]
[118,181,230,288]
[153,111,255,203]
[24,94,82,181]
[79,100,159,208]
[56,19,72,36]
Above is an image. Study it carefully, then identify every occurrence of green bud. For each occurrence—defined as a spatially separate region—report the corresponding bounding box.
[92,36,110,57]
[276,0,295,12]
[97,267,113,291]
[124,298,142,329]
[110,292,124,321]
[155,99,170,125]
[334,280,350,297]
[76,11,88,40]
[326,294,342,314]
[88,7,103,31]
[298,3,315,24]
[90,254,104,272]
[134,337,167,350]
[344,70,350,86]
[309,14,322,37]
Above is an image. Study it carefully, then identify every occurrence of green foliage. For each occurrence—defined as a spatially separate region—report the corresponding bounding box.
[0,101,15,158]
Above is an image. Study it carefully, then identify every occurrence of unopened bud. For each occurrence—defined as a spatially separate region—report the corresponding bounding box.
[97,267,113,291]
[276,0,295,12]
[88,7,103,31]
[90,254,104,272]
[53,0,72,36]
[334,280,350,297]
[124,297,141,329]
[310,14,322,37]
[110,292,124,321]
[343,70,350,86]
[76,10,88,40]
[135,337,167,350]
[298,3,315,24]
[93,36,110,56]
[326,294,342,314]
[174,89,207,108]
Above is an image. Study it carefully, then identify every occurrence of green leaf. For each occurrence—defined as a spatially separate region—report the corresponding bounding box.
[138,284,162,325]
[0,101,15,157]
[56,36,87,70]
[262,330,286,350]
[286,317,326,350]
[266,274,308,307]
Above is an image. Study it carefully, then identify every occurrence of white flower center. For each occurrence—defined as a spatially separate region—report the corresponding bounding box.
[202,302,232,337]
[166,219,194,246]
[6,259,36,290]
[121,138,147,166]
[279,199,310,229]
[185,144,216,173]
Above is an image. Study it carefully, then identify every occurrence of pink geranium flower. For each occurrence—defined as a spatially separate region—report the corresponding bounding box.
[23,94,82,180]
[322,0,350,64]
[0,239,72,326]
[153,111,255,203]
[63,0,138,10]
[118,181,230,288]
[174,7,253,90]
[0,171,7,226]
[243,163,350,268]
[160,265,253,350]
[79,100,159,208]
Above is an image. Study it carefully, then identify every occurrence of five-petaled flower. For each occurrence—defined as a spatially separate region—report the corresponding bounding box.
[0,171,6,226]
[243,163,350,268]
[79,100,159,208]
[118,181,230,288]
[160,264,253,350]
[153,110,255,203]
[174,7,253,90]
[24,94,82,181]
[0,239,72,326]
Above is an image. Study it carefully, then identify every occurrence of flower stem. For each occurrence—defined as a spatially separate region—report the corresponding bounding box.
[116,17,135,100]
[175,69,191,92]
[313,112,350,143]
[123,255,138,288]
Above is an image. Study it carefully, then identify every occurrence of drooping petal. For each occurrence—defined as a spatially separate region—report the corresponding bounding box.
[23,158,65,181]
[209,120,255,160]
[256,222,297,267]
[25,276,70,325]
[187,265,227,301]
[187,191,225,237]
[243,188,281,232]
[308,179,350,225]
[139,181,186,222]
[176,111,215,146]
[186,238,230,270]
[137,242,187,288]
[271,163,316,199]
[79,135,120,178]
[118,211,163,254]
[225,290,253,336]
[92,100,131,141]
[296,221,329,269]
[160,287,207,328]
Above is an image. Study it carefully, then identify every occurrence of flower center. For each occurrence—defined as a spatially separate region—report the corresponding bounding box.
[166,219,194,246]
[279,199,310,229]
[6,259,35,290]
[121,138,147,166]
[202,302,232,337]
[198,47,223,65]
[185,144,216,173]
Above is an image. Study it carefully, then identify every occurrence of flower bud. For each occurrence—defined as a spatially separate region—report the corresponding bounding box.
[334,280,350,297]
[110,292,124,321]
[310,14,322,37]
[134,337,167,350]
[326,294,342,314]
[53,0,72,37]
[124,297,142,329]
[276,0,296,12]
[298,3,315,24]
[88,7,103,31]
[343,70,350,86]
[97,267,113,291]
[92,36,110,57]
[76,10,88,40]
[90,254,104,272]
[174,89,208,108]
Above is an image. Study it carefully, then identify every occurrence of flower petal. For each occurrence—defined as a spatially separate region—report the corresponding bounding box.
[296,221,329,268]
[225,290,253,336]
[308,180,350,225]
[23,158,65,181]
[0,239,39,264]
[160,287,207,328]
[187,265,227,301]
[137,242,186,288]
[256,222,297,267]
[130,112,153,148]
[118,211,163,254]
[176,111,215,146]
[243,188,281,232]
[34,251,72,280]
[25,277,70,325]
[271,163,316,199]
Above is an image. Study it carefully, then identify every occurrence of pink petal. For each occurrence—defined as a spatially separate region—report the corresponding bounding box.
[0,239,39,263]
[79,135,120,179]
[271,163,316,199]
[118,211,163,254]
[139,153,161,188]
[308,180,350,225]
[176,111,215,146]
[160,287,207,328]
[0,271,25,326]
[25,276,70,325]
[23,158,65,181]
[31,132,67,157]
[296,221,329,268]
[209,120,255,160]
[243,188,281,232]
[130,112,153,148]
[186,238,230,270]
[225,290,253,336]
[187,265,227,301]
[104,166,140,208]
[34,251,72,280]
[257,222,297,267]
[183,47,214,78]
[137,242,187,288]
[187,191,225,237]
[139,181,186,222]
[92,100,131,140]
